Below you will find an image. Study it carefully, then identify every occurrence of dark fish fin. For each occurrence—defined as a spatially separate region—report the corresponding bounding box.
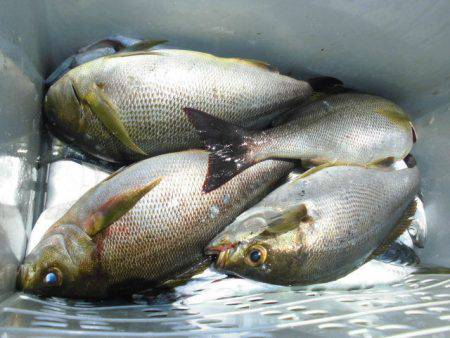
[410,122,417,143]
[84,83,147,156]
[183,107,257,192]
[107,40,167,58]
[261,204,310,236]
[46,36,141,86]
[404,154,417,168]
[159,257,211,289]
[368,199,418,260]
[45,56,78,86]
[107,49,162,59]
[369,156,396,168]
[123,39,168,52]
[79,35,141,53]
[307,77,343,92]
[84,176,162,237]
[376,241,420,266]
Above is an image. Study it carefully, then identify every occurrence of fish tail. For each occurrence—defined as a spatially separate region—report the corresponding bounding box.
[307,76,343,92]
[183,108,258,192]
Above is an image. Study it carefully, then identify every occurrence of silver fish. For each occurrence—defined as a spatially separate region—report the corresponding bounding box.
[18,151,293,298]
[185,92,416,191]
[207,163,420,286]
[45,47,313,163]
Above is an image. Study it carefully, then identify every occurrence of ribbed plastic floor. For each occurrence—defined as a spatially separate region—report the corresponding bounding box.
[1,272,450,337]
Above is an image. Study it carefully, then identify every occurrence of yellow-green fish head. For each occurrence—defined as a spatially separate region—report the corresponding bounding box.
[45,74,88,139]
[207,208,305,285]
[17,224,102,298]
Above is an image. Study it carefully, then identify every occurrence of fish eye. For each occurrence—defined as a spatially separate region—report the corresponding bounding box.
[245,245,267,267]
[43,268,62,287]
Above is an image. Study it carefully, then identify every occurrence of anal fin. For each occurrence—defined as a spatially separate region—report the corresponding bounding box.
[159,257,211,289]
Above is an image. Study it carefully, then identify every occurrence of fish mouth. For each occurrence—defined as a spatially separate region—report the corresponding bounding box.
[205,243,235,269]
[16,264,32,291]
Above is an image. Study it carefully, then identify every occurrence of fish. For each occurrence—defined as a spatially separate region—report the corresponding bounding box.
[45,35,145,87]
[45,45,316,164]
[17,151,293,298]
[170,243,422,305]
[185,92,416,191]
[206,163,420,286]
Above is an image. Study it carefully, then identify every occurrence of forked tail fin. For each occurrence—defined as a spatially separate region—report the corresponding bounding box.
[183,108,258,192]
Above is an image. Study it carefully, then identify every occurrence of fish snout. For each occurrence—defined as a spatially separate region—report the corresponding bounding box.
[205,243,236,269]
[16,264,36,291]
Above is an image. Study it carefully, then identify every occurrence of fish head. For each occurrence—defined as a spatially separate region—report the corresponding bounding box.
[44,73,89,139]
[207,205,307,285]
[17,224,103,298]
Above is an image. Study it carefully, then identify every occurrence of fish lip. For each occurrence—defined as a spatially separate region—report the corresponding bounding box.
[216,249,230,269]
[205,243,235,255]
[206,243,235,269]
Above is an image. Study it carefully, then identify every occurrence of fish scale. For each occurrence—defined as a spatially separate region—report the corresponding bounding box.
[255,93,413,163]
[45,49,311,163]
[183,92,414,192]
[19,150,293,298]
[96,151,293,288]
[208,165,420,286]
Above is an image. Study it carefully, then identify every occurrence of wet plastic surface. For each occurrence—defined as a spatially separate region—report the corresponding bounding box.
[1,0,450,336]
[1,273,450,337]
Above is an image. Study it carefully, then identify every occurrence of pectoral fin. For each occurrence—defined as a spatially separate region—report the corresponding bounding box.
[261,204,310,236]
[83,176,162,236]
[84,83,147,156]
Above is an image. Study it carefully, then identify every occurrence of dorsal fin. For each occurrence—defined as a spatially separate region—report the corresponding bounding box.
[368,199,418,260]
[377,106,412,130]
[226,57,278,72]
[100,166,126,183]
[286,169,305,182]
[105,39,167,58]
[123,39,168,52]
[410,121,417,143]
[296,162,360,180]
